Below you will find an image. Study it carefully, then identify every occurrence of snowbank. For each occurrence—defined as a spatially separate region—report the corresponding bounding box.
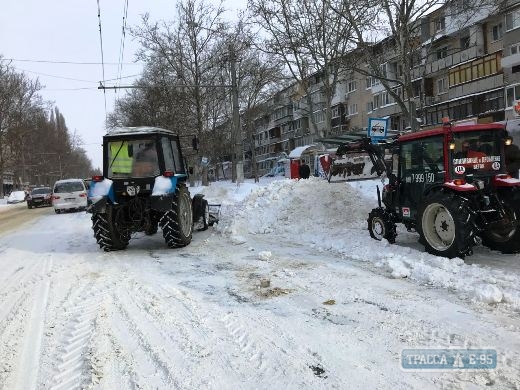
[218,177,520,309]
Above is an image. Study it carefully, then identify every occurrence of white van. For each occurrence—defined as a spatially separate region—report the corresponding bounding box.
[52,179,88,214]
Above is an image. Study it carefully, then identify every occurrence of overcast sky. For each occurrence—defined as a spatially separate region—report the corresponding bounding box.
[0,0,246,170]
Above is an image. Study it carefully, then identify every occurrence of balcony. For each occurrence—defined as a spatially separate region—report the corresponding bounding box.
[413,45,483,78]
[501,52,520,68]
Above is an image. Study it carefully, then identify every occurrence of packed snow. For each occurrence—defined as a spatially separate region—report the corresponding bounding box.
[0,177,519,389]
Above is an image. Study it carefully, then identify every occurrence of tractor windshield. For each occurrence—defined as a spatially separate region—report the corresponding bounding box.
[450,130,505,177]
[108,139,160,178]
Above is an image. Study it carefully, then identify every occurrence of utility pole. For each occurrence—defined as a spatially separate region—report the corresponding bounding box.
[229,43,243,183]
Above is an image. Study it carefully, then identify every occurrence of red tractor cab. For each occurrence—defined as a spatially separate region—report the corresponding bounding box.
[340,121,520,258]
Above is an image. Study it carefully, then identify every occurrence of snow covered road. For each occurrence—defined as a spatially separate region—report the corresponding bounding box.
[0,178,519,389]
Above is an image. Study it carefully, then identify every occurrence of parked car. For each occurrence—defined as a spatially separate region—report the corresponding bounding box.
[27,187,52,208]
[52,179,88,214]
[7,190,27,204]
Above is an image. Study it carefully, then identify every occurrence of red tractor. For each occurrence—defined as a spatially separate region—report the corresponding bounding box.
[340,121,520,258]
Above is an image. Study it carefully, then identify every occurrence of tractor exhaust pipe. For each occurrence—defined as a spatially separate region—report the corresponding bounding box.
[376,185,382,208]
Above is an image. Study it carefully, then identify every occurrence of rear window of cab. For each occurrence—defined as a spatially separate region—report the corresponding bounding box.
[54,182,85,193]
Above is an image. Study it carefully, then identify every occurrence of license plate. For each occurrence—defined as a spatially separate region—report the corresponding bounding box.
[65,198,75,202]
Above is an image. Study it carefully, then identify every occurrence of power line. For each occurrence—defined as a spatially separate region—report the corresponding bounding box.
[10,65,142,84]
[0,58,141,65]
[14,67,96,83]
[98,84,232,89]
[42,87,100,91]
[97,0,108,121]
[116,0,130,91]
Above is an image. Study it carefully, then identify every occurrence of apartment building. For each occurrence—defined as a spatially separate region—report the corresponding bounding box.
[243,1,520,177]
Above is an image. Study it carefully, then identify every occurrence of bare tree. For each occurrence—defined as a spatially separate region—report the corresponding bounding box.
[338,0,506,130]
[247,0,364,137]
[0,61,43,196]
[130,0,241,183]
[237,41,287,180]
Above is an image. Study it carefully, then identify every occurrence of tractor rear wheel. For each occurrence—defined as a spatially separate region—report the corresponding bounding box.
[368,208,397,244]
[482,195,520,254]
[160,185,193,248]
[417,192,475,258]
[91,205,130,251]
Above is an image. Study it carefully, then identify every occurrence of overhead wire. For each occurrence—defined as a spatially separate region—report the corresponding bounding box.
[13,67,96,83]
[97,0,108,122]
[0,58,141,65]
[116,0,130,91]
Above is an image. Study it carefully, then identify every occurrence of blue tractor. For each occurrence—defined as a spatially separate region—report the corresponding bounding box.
[87,127,218,251]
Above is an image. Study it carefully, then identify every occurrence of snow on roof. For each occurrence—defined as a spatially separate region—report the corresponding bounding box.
[288,144,322,158]
[106,126,176,136]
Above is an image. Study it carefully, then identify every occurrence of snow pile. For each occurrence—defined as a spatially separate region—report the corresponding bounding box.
[189,180,262,205]
[218,177,520,308]
[219,177,369,236]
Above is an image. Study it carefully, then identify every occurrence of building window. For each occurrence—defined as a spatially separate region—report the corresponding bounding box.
[380,63,387,77]
[506,85,520,107]
[511,42,520,55]
[506,10,520,31]
[437,77,448,94]
[347,80,357,93]
[313,110,325,123]
[331,106,340,118]
[366,76,380,88]
[460,36,470,49]
[373,94,381,109]
[434,17,445,32]
[367,101,374,112]
[436,46,448,60]
[492,23,503,40]
[348,104,358,116]
[381,91,390,106]
[412,80,421,98]
[391,86,403,101]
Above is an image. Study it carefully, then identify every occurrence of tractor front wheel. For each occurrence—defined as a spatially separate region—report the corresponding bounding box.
[160,185,193,248]
[367,208,397,244]
[417,192,475,258]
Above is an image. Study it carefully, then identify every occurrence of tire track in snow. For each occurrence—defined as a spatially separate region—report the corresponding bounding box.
[12,255,53,390]
[217,310,332,387]
[127,280,209,355]
[108,296,178,389]
[87,298,140,390]
[0,259,41,299]
[121,274,246,388]
[45,275,112,390]
[109,283,196,389]
[0,255,50,386]
[0,291,31,386]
